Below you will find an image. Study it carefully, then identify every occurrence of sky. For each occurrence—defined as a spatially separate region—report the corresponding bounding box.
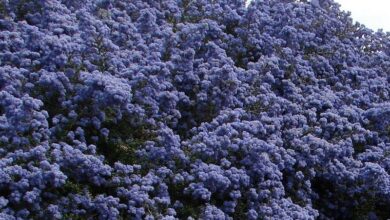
[336,0,390,31]
[245,0,390,32]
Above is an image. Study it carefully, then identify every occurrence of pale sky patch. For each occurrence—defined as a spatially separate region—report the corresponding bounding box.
[336,0,390,31]
[245,0,390,32]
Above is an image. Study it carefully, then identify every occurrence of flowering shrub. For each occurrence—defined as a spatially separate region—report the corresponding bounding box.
[1,0,390,219]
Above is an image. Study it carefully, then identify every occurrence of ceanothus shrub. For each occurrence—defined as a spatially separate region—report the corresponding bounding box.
[1,0,390,219]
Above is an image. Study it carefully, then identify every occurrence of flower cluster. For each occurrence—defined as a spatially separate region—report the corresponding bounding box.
[1,0,390,219]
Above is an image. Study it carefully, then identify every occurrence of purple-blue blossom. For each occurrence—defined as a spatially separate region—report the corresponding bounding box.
[1,0,390,219]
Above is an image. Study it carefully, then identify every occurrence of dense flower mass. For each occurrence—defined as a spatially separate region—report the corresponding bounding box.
[1,0,390,219]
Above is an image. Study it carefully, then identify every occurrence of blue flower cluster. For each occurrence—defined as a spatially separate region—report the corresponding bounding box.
[1,0,390,219]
